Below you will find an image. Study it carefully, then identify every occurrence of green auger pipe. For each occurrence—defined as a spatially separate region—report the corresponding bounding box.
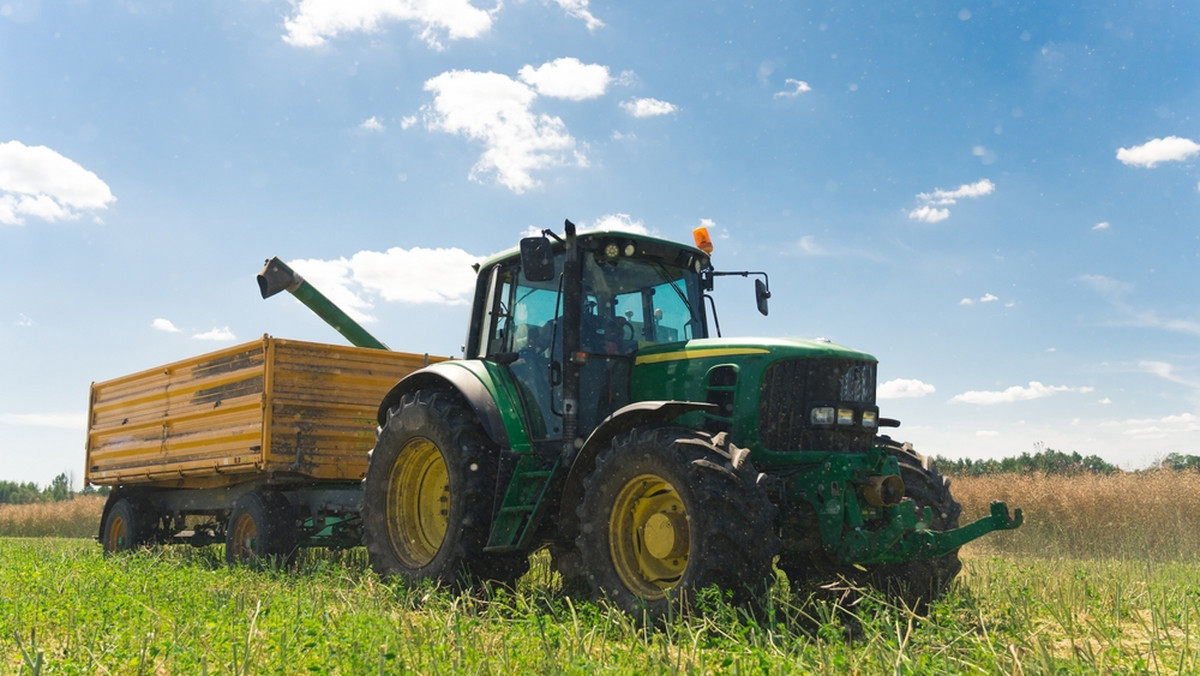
[257,256,390,351]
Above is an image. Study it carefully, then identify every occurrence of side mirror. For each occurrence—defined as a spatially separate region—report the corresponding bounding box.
[755,278,771,316]
[520,237,556,282]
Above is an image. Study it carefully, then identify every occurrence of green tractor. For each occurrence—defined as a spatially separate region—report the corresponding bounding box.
[354,221,1020,616]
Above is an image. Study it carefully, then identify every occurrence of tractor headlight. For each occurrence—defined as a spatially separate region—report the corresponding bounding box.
[837,407,855,425]
[811,406,835,426]
[862,410,877,428]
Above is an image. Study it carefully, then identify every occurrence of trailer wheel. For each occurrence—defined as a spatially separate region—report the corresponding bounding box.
[100,496,153,553]
[225,490,297,567]
[575,427,778,620]
[363,386,527,588]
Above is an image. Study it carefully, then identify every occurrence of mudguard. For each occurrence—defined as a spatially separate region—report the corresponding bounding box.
[375,360,533,454]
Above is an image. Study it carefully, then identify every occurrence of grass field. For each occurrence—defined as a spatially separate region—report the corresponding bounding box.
[2,472,1198,674]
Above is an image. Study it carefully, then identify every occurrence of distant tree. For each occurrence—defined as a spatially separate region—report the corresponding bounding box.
[1161,453,1200,472]
[0,480,45,504]
[935,446,1117,477]
[44,473,72,502]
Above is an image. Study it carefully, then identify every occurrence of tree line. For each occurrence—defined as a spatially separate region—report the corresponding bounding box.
[0,473,109,505]
[934,448,1200,477]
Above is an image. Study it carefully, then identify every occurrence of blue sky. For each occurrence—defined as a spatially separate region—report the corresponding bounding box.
[2,1,1198,486]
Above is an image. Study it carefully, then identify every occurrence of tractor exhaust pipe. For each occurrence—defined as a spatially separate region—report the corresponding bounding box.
[257,257,390,351]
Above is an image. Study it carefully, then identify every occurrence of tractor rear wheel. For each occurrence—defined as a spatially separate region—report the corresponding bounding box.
[363,386,528,588]
[100,495,153,553]
[575,426,778,620]
[225,490,297,567]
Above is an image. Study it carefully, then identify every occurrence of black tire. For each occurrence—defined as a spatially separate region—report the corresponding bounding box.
[779,438,963,612]
[862,438,962,609]
[362,386,528,588]
[225,490,298,567]
[548,544,589,596]
[100,495,153,553]
[575,427,778,620]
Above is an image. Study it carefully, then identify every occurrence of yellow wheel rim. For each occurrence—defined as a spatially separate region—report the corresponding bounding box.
[106,514,128,551]
[386,437,450,568]
[230,511,258,560]
[608,473,690,599]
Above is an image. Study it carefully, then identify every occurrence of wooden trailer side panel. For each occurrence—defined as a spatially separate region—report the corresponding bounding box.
[86,336,443,488]
[260,339,437,480]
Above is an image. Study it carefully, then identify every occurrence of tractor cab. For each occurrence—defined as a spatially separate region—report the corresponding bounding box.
[467,228,714,444]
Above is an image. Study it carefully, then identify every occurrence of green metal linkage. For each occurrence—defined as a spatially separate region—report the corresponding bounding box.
[782,450,1024,567]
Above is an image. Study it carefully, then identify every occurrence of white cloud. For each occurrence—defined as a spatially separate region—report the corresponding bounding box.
[282,0,496,50]
[980,293,998,303]
[620,98,678,118]
[290,246,480,323]
[1092,221,1110,231]
[548,0,604,31]
[518,58,611,101]
[798,235,827,256]
[584,213,650,235]
[152,318,182,333]
[360,116,385,132]
[1116,136,1200,168]
[16,313,32,327]
[0,412,86,430]
[950,381,1095,405]
[878,378,936,399]
[908,205,950,223]
[194,327,236,341]
[917,178,996,205]
[774,78,812,98]
[1099,412,1200,440]
[421,68,580,193]
[0,141,115,226]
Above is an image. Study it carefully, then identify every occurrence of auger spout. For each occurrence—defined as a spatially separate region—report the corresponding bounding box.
[257,256,389,351]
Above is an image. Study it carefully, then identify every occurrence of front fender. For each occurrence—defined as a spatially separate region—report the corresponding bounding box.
[556,400,718,539]
[375,360,533,453]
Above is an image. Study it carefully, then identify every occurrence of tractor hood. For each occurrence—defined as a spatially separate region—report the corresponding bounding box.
[633,336,877,367]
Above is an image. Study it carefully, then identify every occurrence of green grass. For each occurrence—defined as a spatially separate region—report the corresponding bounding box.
[2,540,1198,674]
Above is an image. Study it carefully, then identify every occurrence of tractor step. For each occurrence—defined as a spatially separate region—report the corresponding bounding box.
[485,457,558,552]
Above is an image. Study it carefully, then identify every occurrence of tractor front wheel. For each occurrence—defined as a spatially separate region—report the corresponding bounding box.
[575,427,778,620]
[863,439,963,609]
[363,386,527,588]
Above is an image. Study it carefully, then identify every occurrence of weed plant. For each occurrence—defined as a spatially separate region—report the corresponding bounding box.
[2,539,1199,674]
[4,473,1200,673]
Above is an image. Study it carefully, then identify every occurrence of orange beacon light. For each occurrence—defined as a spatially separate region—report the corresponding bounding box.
[692,226,714,254]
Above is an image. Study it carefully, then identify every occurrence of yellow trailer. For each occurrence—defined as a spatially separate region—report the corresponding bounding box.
[89,335,446,561]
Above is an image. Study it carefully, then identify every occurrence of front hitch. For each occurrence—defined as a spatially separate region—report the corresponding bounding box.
[777,450,1024,567]
[838,500,1023,566]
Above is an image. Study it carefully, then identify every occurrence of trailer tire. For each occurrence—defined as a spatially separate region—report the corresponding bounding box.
[101,496,153,553]
[225,490,297,567]
[575,426,778,620]
[363,386,527,588]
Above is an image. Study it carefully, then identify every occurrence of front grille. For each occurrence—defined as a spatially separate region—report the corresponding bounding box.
[759,358,876,452]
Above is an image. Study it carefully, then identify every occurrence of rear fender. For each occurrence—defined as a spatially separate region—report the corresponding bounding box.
[556,400,718,539]
[375,360,532,453]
